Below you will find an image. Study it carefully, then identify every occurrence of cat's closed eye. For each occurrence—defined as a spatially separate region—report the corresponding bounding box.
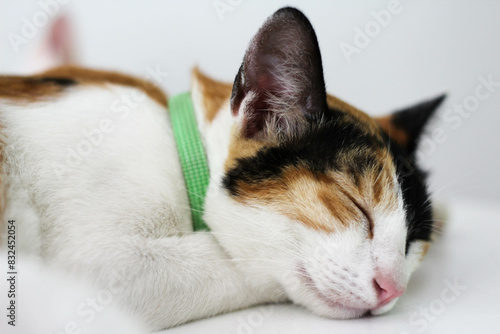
[350,198,374,239]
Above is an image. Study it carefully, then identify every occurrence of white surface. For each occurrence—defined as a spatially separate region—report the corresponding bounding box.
[1,0,500,203]
[158,200,500,334]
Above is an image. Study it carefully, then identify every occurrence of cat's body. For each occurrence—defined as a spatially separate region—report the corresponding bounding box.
[0,68,266,329]
[0,8,442,331]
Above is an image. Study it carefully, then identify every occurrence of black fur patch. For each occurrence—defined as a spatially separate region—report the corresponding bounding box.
[223,108,384,195]
[38,77,77,86]
[386,136,433,254]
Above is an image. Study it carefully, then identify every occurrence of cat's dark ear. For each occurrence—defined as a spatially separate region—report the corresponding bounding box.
[375,94,446,153]
[230,7,327,141]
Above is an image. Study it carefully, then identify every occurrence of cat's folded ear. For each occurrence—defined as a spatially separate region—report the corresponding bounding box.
[230,7,327,141]
[375,94,446,154]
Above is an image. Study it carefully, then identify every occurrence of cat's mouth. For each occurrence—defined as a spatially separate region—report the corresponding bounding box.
[297,266,369,318]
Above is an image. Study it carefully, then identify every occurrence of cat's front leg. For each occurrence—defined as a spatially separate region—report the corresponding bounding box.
[84,232,265,330]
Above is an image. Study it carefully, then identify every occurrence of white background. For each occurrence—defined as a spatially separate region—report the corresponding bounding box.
[1,0,500,204]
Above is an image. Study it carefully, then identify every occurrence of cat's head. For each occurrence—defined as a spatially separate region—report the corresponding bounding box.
[201,7,444,318]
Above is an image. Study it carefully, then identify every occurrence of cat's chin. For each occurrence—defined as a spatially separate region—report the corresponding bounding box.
[305,291,399,319]
[293,295,368,320]
[303,288,370,320]
[370,298,399,316]
[314,297,370,320]
[301,287,399,319]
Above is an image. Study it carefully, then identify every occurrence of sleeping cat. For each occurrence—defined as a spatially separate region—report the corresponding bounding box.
[0,7,443,331]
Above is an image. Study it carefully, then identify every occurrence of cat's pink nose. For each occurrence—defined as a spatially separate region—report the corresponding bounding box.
[374,276,405,306]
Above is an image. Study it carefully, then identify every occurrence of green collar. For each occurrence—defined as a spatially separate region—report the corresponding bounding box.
[168,92,210,231]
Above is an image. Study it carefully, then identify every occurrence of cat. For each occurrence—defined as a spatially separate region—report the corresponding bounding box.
[0,7,444,331]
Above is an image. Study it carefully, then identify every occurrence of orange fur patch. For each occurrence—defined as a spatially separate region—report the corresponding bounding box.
[232,159,398,233]
[419,241,431,261]
[192,67,232,123]
[0,66,167,106]
[234,167,348,232]
[375,115,409,148]
[224,129,268,172]
[0,76,69,102]
[326,94,385,141]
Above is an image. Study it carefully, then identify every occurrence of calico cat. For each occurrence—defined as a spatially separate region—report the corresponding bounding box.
[0,7,443,331]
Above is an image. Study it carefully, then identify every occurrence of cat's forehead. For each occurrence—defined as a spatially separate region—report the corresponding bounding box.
[223,92,390,171]
[222,108,400,233]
